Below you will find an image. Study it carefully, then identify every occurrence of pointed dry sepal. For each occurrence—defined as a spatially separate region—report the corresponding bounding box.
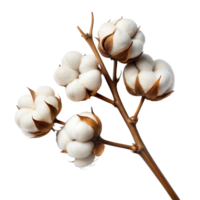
[93,142,105,156]
[27,87,36,101]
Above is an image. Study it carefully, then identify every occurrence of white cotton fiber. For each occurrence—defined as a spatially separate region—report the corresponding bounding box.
[79,70,102,91]
[36,103,52,123]
[135,54,154,71]
[111,29,131,55]
[57,128,71,150]
[66,141,94,159]
[129,40,143,59]
[62,51,82,70]
[134,30,145,43]
[65,79,86,101]
[79,55,98,73]
[19,111,41,132]
[74,122,94,142]
[45,96,58,110]
[22,130,34,138]
[75,153,95,168]
[64,115,81,140]
[15,108,32,128]
[138,71,157,93]
[98,23,116,41]
[154,69,172,96]
[36,86,55,97]
[78,112,97,123]
[115,19,138,37]
[18,95,35,109]
[54,65,79,86]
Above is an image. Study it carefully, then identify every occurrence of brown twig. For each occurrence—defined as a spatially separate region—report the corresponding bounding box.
[93,93,115,106]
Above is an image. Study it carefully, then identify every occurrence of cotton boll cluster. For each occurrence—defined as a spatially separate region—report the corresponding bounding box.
[54,52,102,102]
[15,86,62,138]
[98,17,145,63]
[56,110,104,168]
[123,54,175,101]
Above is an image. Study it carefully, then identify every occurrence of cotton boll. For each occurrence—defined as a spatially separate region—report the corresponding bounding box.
[62,51,82,70]
[36,86,55,97]
[79,112,97,123]
[35,95,46,107]
[79,55,98,73]
[79,70,102,91]
[54,66,79,86]
[154,69,173,96]
[134,30,145,43]
[99,23,116,41]
[66,141,94,159]
[135,54,154,71]
[19,111,41,132]
[18,95,35,109]
[75,153,95,168]
[36,103,52,123]
[124,63,138,89]
[65,79,86,102]
[64,115,81,140]
[111,29,131,55]
[45,96,58,110]
[138,71,157,93]
[115,19,138,37]
[74,122,94,142]
[15,108,32,128]
[22,130,34,138]
[129,40,143,59]
[57,128,71,150]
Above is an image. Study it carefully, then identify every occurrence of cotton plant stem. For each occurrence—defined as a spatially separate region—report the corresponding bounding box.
[77,13,180,200]
[93,93,115,106]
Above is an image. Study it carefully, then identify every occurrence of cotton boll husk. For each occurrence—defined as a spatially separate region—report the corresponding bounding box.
[18,95,35,109]
[154,69,173,96]
[129,40,143,59]
[54,66,79,86]
[79,70,102,91]
[36,103,52,123]
[124,63,138,89]
[64,115,81,140]
[62,51,82,70]
[66,141,94,159]
[134,30,145,43]
[45,96,58,110]
[57,128,71,150]
[78,112,97,123]
[115,19,138,37]
[22,130,34,138]
[135,54,154,71]
[75,153,95,168]
[15,108,32,128]
[65,79,86,102]
[74,122,94,142]
[19,111,41,132]
[36,86,55,97]
[111,29,131,55]
[99,23,116,41]
[138,71,157,93]
[79,55,98,73]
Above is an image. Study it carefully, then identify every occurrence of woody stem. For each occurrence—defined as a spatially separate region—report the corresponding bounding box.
[131,96,145,120]
[93,93,115,106]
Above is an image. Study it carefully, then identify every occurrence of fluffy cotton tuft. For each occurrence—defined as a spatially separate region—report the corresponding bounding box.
[75,153,95,168]
[51,66,79,86]
[15,94,35,109]
[66,141,94,159]
[60,50,83,70]
[79,55,98,73]
[79,69,104,91]
[64,79,86,103]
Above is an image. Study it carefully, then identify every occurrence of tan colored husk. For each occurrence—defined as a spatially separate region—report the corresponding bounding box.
[17,88,62,138]
[123,72,174,101]
[97,18,143,63]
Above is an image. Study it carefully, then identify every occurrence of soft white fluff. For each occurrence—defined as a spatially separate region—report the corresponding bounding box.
[36,86,55,97]
[18,95,35,109]
[78,112,97,123]
[36,103,52,123]
[124,63,138,89]
[65,79,87,101]
[64,115,81,140]
[62,51,82,70]
[66,141,94,159]
[79,55,98,73]
[111,29,131,55]
[74,122,94,142]
[129,40,143,59]
[134,30,145,43]
[57,128,71,150]
[75,153,95,168]
[54,66,79,86]
[79,70,102,91]
[22,130,34,138]
[19,111,41,132]
[115,19,138,37]
[98,23,116,41]
[15,108,32,128]
[135,54,154,71]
